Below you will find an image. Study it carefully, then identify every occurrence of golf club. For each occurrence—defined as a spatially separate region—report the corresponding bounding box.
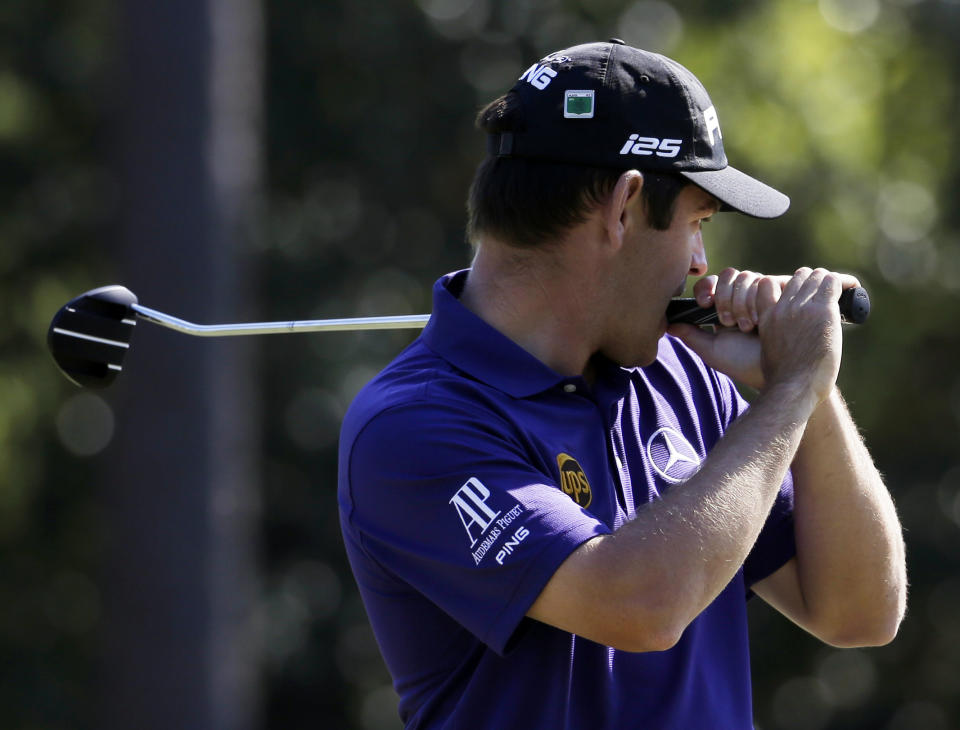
[47,284,870,389]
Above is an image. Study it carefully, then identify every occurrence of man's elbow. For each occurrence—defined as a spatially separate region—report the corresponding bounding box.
[817,599,906,648]
[821,622,900,648]
[600,593,696,653]
[606,621,684,654]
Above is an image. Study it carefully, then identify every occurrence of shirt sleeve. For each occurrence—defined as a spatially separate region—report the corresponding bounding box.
[341,399,611,655]
[712,371,797,588]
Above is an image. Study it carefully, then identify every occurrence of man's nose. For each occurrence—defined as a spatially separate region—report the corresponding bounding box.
[689,238,708,277]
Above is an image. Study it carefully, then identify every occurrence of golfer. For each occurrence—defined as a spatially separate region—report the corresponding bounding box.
[338,40,906,729]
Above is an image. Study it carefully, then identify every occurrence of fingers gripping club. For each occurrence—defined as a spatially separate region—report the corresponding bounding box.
[665,286,870,327]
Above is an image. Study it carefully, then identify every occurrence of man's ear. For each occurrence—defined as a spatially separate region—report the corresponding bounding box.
[603,170,644,251]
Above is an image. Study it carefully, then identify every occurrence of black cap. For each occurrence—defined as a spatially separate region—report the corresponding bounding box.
[487,41,789,219]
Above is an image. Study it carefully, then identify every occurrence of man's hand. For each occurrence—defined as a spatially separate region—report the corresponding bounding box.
[667,268,860,406]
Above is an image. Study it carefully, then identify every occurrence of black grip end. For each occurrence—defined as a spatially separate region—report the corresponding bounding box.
[838,286,870,324]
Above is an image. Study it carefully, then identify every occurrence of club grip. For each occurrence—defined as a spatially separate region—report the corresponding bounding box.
[666,286,870,326]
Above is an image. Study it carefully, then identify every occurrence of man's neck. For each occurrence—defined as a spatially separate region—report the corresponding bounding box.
[459,241,604,377]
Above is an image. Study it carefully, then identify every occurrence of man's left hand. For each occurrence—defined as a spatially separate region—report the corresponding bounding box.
[666,267,861,390]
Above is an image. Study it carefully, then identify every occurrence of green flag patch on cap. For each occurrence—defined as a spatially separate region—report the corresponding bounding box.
[564,90,594,118]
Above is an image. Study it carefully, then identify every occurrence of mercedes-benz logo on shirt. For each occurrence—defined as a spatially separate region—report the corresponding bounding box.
[646,427,701,484]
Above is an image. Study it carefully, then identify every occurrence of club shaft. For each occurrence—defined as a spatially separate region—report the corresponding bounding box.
[130,284,869,338]
[131,303,431,336]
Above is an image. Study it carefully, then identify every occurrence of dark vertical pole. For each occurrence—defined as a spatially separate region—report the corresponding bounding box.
[103,0,262,729]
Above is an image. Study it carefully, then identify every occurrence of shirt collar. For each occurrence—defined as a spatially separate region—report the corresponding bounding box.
[421,270,568,398]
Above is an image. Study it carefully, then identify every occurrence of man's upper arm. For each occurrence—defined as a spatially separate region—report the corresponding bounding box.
[341,399,610,654]
[751,557,865,645]
[524,533,666,650]
[751,558,810,627]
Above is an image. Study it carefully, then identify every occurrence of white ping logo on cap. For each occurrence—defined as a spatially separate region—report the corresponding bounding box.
[703,105,722,146]
[519,62,557,90]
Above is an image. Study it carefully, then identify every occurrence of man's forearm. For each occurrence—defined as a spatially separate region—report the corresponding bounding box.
[599,381,817,638]
[789,388,907,644]
[529,379,822,651]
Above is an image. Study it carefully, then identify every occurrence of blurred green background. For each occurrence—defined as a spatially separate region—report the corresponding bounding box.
[3,0,960,728]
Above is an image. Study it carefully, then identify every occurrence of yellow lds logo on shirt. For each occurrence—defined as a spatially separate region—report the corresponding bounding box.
[556,453,592,508]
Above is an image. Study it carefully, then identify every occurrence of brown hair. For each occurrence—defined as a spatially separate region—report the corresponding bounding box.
[466,92,689,248]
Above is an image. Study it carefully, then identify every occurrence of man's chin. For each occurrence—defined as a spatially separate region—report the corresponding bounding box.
[620,354,658,369]
[609,341,661,369]
[602,315,668,368]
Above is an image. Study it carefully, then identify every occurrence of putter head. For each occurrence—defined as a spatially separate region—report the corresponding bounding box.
[47,285,138,388]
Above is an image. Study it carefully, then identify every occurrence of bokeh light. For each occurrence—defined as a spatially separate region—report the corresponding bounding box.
[877,180,938,244]
[885,701,950,730]
[459,38,524,92]
[42,570,101,636]
[771,676,833,730]
[55,392,114,457]
[361,685,403,730]
[285,388,344,451]
[416,0,491,39]
[816,650,877,710]
[617,1,683,54]
[818,0,880,34]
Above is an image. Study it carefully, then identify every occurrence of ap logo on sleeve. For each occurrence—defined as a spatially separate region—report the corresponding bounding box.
[450,477,529,566]
[450,477,501,548]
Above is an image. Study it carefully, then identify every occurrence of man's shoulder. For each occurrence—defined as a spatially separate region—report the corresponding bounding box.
[340,338,496,446]
[343,341,435,432]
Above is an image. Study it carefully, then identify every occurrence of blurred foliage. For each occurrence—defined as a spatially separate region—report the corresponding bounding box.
[4,0,960,728]
[0,0,116,727]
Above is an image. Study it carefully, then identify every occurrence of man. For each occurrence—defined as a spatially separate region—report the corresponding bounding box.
[338,40,906,729]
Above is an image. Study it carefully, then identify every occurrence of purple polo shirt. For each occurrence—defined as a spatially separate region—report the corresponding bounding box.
[338,270,795,729]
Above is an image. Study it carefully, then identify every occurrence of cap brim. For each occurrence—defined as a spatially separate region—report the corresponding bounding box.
[679,166,790,219]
